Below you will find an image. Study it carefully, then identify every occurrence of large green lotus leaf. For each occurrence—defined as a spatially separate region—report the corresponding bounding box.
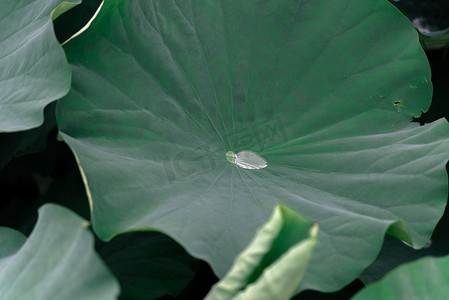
[56,0,449,292]
[97,230,199,300]
[352,255,449,300]
[0,0,80,132]
[0,204,119,300]
[205,205,317,300]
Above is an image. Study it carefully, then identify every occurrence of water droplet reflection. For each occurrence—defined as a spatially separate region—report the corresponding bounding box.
[226,150,267,170]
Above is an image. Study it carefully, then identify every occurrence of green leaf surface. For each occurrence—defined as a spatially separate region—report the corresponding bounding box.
[56,0,449,292]
[0,204,119,300]
[0,228,26,258]
[414,58,449,124]
[361,201,449,284]
[97,231,198,300]
[353,255,449,300]
[0,0,76,132]
[205,205,317,300]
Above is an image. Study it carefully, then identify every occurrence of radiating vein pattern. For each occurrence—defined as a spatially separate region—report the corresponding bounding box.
[57,0,449,294]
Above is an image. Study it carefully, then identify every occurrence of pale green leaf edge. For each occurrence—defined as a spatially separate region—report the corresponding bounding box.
[206,205,318,300]
[51,0,82,20]
[0,204,120,300]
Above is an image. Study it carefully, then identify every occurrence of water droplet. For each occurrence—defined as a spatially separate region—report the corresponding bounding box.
[226,150,267,170]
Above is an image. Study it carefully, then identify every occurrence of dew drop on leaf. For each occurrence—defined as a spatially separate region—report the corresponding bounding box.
[226,150,267,170]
